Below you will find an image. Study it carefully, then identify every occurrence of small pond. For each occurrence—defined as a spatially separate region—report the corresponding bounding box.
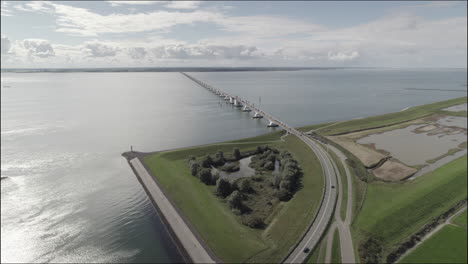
[357,122,466,166]
[212,156,280,182]
[442,103,467,112]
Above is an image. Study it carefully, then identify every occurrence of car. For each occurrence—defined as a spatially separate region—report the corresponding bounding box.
[303,247,310,253]
[331,185,335,189]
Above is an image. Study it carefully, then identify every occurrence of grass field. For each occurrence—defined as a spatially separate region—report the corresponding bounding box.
[331,228,342,264]
[353,155,467,260]
[317,96,467,136]
[399,225,467,263]
[143,131,324,263]
[452,209,467,227]
[328,149,348,221]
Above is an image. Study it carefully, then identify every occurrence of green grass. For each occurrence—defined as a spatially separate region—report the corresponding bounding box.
[353,155,467,258]
[452,209,467,227]
[331,228,342,264]
[318,96,467,135]
[399,225,467,263]
[296,121,337,132]
[328,149,348,221]
[143,133,324,263]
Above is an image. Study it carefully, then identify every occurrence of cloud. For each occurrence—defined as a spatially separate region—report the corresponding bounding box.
[106,1,156,7]
[164,1,201,9]
[22,39,55,58]
[328,51,359,62]
[106,1,201,9]
[128,47,147,59]
[1,35,11,54]
[1,1,14,16]
[149,44,262,60]
[84,42,117,57]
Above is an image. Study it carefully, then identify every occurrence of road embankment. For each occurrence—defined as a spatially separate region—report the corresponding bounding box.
[123,153,216,264]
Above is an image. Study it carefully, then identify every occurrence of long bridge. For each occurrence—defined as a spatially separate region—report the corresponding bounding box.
[181,72,339,264]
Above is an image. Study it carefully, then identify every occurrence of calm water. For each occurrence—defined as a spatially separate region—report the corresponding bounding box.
[1,69,466,263]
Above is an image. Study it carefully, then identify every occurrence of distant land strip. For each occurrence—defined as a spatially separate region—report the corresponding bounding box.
[1,67,344,73]
[405,88,467,92]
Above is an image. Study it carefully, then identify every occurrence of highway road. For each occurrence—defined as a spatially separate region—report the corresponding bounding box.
[181,72,339,264]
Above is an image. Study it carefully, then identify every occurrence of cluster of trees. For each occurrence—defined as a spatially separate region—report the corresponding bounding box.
[271,151,302,201]
[187,148,252,186]
[188,156,219,185]
[250,146,279,171]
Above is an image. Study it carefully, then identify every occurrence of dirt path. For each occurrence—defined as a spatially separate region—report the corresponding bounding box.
[396,206,467,263]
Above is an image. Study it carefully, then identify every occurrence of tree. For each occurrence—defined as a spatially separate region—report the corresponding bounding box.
[190,162,201,176]
[279,180,291,191]
[213,151,225,166]
[198,168,213,185]
[233,148,241,160]
[228,190,242,209]
[272,174,281,188]
[201,155,213,168]
[277,189,291,201]
[211,171,220,184]
[263,161,275,170]
[242,216,264,228]
[215,178,232,197]
[187,155,196,163]
[239,179,251,193]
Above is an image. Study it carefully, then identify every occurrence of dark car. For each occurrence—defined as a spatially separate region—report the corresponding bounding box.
[303,247,310,253]
[331,185,335,189]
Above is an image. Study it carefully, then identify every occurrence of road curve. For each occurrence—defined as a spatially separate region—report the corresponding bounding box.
[181,72,339,264]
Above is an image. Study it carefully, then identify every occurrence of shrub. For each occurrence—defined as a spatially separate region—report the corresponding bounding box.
[228,190,243,209]
[198,168,213,185]
[233,148,241,160]
[201,155,213,168]
[263,161,275,170]
[266,154,276,162]
[215,178,232,197]
[190,162,201,176]
[277,189,291,201]
[242,216,264,228]
[239,179,251,193]
[232,208,242,215]
[279,180,291,191]
[187,155,196,163]
[213,151,226,166]
[211,171,220,184]
[272,174,281,188]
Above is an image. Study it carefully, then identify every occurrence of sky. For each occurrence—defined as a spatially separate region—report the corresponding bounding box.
[1,1,467,68]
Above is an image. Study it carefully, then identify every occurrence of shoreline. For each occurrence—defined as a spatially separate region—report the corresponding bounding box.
[123,151,218,263]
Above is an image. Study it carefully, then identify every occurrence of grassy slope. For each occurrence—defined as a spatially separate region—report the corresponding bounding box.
[399,225,467,263]
[452,209,467,227]
[143,133,324,263]
[328,149,348,221]
[318,96,467,135]
[353,155,467,254]
[331,228,342,264]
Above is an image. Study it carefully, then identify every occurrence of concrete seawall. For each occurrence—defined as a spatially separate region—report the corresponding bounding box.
[126,155,216,263]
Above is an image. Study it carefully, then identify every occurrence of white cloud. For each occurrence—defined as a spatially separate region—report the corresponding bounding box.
[128,47,147,59]
[106,1,201,9]
[164,1,201,9]
[328,51,359,62]
[22,39,55,58]
[84,42,117,57]
[1,35,11,54]
[1,1,14,16]
[106,1,156,7]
